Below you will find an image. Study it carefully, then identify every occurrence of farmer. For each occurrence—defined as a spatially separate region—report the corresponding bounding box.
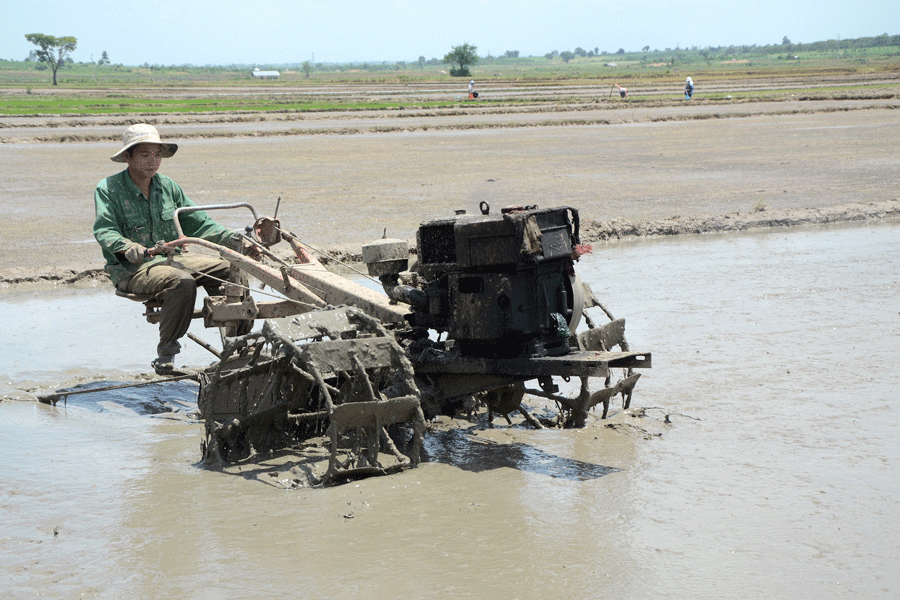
[685,77,694,100]
[93,123,240,373]
[468,79,478,99]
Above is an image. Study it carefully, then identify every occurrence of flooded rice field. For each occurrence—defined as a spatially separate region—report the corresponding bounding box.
[2,220,899,599]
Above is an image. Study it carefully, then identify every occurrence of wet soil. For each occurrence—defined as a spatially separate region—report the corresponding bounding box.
[3,223,898,599]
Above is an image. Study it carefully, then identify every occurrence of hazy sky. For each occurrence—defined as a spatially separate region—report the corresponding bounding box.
[4,0,898,66]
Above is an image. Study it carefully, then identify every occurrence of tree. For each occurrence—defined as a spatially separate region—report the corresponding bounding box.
[503,50,519,58]
[560,51,575,63]
[99,51,110,65]
[301,61,313,78]
[782,36,792,46]
[443,42,478,77]
[24,33,77,85]
[418,55,426,70]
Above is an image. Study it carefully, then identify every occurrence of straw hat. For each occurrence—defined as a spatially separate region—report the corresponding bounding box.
[111,124,178,163]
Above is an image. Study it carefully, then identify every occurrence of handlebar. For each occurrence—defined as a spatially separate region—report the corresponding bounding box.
[173,202,260,238]
[144,241,176,258]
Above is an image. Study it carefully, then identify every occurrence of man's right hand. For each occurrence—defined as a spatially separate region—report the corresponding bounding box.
[124,243,147,264]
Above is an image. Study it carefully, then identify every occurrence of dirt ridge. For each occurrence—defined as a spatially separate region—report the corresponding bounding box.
[581,199,900,243]
[4,102,899,145]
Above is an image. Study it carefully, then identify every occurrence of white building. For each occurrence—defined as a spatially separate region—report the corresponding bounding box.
[252,68,280,80]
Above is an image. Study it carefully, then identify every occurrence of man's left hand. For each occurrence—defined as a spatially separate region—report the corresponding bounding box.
[124,242,147,264]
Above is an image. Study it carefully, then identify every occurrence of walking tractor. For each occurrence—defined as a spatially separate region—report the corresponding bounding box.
[123,201,650,484]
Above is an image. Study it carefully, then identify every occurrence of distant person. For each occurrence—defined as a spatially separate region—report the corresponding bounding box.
[468,80,478,99]
[615,84,628,98]
[93,123,240,374]
[685,77,694,100]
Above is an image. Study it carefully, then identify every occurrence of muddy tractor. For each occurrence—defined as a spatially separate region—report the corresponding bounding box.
[147,201,650,484]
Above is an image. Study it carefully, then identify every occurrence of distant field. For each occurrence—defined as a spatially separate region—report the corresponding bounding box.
[1,84,897,117]
[0,95,472,115]
[1,44,898,116]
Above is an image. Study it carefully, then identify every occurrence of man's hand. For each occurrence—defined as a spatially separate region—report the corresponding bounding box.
[124,242,147,264]
[233,232,262,260]
[242,238,263,260]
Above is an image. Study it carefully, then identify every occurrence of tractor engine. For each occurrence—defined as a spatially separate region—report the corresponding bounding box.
[364,204,584,359]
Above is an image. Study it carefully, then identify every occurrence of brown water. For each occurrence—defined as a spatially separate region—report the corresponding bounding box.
[2,221,899,599]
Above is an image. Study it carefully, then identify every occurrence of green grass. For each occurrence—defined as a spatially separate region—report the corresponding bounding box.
[0,94,492,115]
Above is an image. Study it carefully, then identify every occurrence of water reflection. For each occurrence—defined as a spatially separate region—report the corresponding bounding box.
[424,428,620,480]
[54,380,199,415]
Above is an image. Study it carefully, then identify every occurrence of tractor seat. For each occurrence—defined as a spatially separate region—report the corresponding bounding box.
[115,287,163,323]
[115,287,160,304]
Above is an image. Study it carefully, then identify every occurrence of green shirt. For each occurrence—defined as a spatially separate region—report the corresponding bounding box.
[94,169,234,286]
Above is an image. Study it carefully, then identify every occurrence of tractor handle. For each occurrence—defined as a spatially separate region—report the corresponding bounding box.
[173,202,260,238]
[144,240,174,258]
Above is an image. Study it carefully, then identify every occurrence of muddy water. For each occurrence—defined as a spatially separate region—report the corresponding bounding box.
[2,221,899,599]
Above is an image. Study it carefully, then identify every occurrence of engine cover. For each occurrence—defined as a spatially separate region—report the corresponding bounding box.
[413,205,581,358]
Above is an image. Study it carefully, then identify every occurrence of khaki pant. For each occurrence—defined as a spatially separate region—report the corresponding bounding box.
[120,255,231,358]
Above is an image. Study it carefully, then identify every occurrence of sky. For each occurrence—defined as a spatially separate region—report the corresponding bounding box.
[3,0,898,67]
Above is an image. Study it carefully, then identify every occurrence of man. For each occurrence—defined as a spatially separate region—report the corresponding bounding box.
[94,123,239,373]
